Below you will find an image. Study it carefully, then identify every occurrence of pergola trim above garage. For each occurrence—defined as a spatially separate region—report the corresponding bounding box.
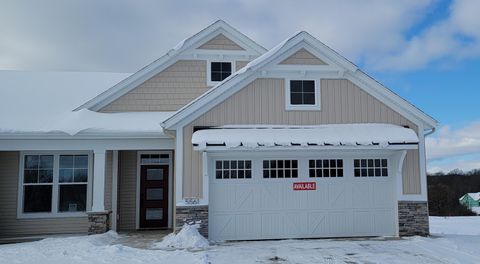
[192,123,419,151]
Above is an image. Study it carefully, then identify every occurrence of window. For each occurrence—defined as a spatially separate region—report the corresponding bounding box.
[140,153,169,165]
[215,160,252,179]
[263,160,298,178]
[58,155,88,212]
[20,153,90,217]
[354,159,388,177]
[286,80,320,110]
[309,159,343,178]
[208,61,233,86]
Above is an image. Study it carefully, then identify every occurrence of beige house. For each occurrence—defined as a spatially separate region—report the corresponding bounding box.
[0,20,437,241]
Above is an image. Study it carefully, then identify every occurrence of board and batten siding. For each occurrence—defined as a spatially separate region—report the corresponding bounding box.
[100,60,208,112]
[0,152,88,238]
[117,150,137,231]
[183,78,421,198]
[197,33,245,50]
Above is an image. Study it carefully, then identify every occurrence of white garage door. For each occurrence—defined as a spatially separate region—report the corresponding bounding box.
[208,154,397,241]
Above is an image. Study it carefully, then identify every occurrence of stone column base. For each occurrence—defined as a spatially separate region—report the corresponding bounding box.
[398,201,429,236]
[87,211,110,234]
[175,205,208,238]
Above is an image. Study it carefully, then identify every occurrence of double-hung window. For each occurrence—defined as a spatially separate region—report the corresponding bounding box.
[19,153,91,218]
[286,79,321,110]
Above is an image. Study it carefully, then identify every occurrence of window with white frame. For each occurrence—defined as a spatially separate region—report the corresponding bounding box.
[207,61,233,86]
[354,159,388,177]
[286,79,321,110]
[309,159,344,178]
[20,153,90,216]
[263,160,298,178]
[215,160,252,179]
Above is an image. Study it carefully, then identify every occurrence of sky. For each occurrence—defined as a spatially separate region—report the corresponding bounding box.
[1,0,479,173]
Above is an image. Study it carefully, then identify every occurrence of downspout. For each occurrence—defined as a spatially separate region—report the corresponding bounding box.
[424,127,436,137]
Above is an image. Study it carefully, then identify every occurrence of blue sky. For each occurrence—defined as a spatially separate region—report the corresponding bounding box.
[1,0,479,172]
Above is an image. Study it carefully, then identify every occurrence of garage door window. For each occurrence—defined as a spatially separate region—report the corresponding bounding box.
[309,159,343,178]
[263,160,298,178]
[215,160,252,179]
[354,159,388,177]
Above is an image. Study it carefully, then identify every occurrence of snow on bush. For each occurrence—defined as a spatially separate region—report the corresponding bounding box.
[154,224,209,249]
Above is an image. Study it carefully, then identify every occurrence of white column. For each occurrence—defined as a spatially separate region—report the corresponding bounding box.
[91,149,106,212]
[111,150,119,231]
[175,128,183,205]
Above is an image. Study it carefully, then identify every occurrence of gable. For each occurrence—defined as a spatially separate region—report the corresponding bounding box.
[181,77,421,197]
[198,33,245,50]
[280,48,326,65]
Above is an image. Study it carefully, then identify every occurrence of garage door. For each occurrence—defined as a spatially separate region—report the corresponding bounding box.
[209,155,397,241]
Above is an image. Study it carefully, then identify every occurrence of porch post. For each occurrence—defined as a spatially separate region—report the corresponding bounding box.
[91,149,106,212]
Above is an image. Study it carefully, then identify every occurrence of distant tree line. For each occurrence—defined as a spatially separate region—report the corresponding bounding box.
[428,169,480,216]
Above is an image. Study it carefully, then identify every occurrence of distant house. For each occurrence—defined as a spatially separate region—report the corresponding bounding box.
[459,193,480,209]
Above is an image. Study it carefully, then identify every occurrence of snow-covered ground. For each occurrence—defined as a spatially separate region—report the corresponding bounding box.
[1,217,479,264]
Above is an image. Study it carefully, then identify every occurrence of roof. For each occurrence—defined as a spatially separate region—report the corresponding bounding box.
[463,193,480,201]
[162,31,438,130]
[0,71,172,139]
[75,20,267,112]
[192,123,419,150]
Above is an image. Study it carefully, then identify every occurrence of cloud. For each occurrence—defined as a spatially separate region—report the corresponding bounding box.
[0,0,437,72]
[426,121,480,161]
[428,158,480,174]
[375,0,480,70]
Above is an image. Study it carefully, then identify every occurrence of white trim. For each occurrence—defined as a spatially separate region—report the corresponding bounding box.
[175,128,184,206]
[206,60,236,87]
[200,151,209,205]
[75,20,266,112]
[0,138,174,151]
[17,151,93,219]
[135,150,174,230]
[111,150,119,231]
[195,144,419,152]
[285,78,321,111]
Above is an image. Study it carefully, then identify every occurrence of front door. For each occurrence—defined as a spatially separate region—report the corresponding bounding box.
[140,165,169,228]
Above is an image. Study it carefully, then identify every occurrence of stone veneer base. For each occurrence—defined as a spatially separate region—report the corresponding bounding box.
[87,211,110,235]
[175,205,208,238]
[398,201,429,236]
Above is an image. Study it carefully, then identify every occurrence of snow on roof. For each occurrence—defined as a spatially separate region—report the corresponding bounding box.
[0,71,172,137]
[192,123,419,150]
[467,193,480,201]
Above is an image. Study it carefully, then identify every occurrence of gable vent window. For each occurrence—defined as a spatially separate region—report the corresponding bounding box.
[209,62,232,84]
[286,79,321,110]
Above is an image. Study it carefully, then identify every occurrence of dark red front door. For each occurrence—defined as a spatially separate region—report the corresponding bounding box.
[140,165,168,228]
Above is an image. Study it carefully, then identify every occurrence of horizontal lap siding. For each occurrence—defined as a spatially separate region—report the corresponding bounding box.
[183,78,420,198]
[0,152,88,238]
[117,150,137,231]
[100,60,208,112]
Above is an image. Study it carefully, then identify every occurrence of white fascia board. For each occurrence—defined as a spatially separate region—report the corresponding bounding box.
[0,138,174,151]
[195,144,418,152]
[0,131,170,140]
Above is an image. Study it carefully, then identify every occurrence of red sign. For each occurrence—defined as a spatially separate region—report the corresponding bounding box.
[293,182,316,191]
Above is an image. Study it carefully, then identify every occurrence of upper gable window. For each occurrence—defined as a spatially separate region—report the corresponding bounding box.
[285,79,321,110]
[207,61,234,86]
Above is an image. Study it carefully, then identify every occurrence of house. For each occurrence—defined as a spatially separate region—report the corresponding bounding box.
[0,20,438,241]
[459,193,480,209]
